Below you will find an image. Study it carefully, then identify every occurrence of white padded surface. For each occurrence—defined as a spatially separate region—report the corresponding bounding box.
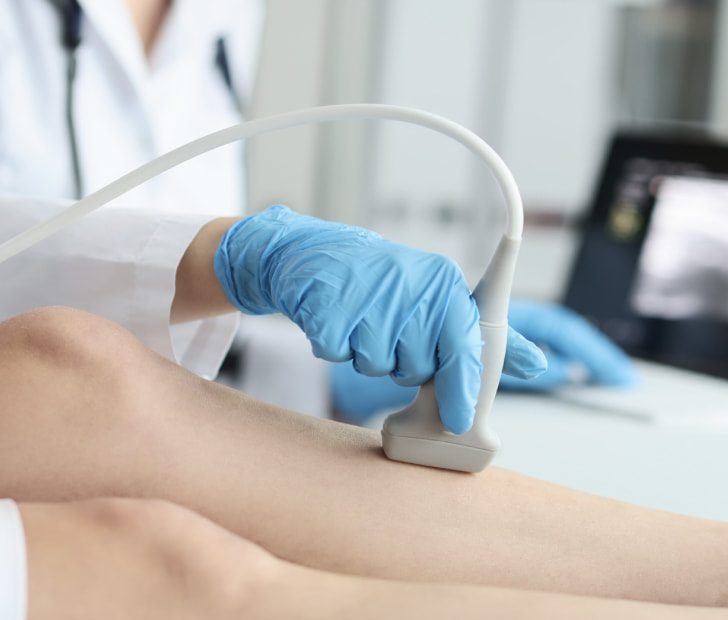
[0,499,26,620]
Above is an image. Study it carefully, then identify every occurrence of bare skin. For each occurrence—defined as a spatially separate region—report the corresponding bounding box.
[171,216,239,324]
[124,0,171,56]
[20,499,266,620]
[1,306,727,612]
[19,497,727,620]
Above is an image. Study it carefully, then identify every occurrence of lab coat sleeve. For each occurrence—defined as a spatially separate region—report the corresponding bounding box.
[0,194,239,379]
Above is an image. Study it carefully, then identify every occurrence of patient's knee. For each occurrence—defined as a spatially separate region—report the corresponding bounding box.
[0,306,146,370]
[23,497,277,619]
[0,307,160,450]
[80,498,278,616]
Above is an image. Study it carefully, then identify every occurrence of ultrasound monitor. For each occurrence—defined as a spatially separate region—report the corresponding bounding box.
[564,131,728,378]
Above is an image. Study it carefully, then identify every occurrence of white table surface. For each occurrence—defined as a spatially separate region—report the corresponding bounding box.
[490,390,728,521]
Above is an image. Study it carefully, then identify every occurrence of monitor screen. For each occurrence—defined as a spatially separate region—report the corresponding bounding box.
[631,176,728,323]
[564,132,728,378]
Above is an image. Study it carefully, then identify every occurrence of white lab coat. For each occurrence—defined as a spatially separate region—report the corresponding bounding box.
[0,0,263,209]
[0,196,239,379]
[0,0,263,376]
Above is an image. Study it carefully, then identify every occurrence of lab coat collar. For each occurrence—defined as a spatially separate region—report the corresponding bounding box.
[152,0,242,71]
[75,0,149,89]
[75,0,239,86]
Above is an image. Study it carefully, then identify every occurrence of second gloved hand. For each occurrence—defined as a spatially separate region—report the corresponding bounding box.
[214,206,546,434]
[499,300,637,391]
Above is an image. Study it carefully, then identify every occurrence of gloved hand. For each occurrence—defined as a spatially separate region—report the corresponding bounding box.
[498,300,637,391]
[214,206,547,434]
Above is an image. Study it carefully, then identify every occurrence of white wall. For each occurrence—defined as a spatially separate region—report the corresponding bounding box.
[494,2,620,214]
[710,0,728,135]
[371,0,619,216]
[247,0,381,218]
[365,0,623,294]
[247,0,718,299]
[246,0,331,216]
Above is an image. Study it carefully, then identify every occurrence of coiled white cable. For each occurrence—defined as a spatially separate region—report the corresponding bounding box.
[0,103,524,472]
[0,104,522,264]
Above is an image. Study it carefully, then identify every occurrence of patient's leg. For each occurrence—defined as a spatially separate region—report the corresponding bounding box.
[20,499,725,620]
[21,498,273,620]
[1,307,727,607]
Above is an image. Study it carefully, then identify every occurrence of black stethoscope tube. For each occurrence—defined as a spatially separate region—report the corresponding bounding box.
[49,0,240,200]
[50,0,84,199]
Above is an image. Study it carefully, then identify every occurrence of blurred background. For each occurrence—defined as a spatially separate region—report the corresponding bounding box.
[229,1,728,519]
[243,0,725,302]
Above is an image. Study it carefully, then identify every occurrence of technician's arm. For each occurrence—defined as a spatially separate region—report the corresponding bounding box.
[211,206,546,434]
[172,206,547,433]
[171,216,240,324]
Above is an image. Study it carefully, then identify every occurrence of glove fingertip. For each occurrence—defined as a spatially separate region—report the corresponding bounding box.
[446,413,475,435]
[437,398,475,434]
[504,328,548,379]
[433,364,479,435]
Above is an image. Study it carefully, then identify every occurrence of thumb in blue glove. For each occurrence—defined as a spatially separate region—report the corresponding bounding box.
[214,206,546,434]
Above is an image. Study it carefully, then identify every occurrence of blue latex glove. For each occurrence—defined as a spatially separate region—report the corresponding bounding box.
[498,300,637,391]
[214,206,547,434]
